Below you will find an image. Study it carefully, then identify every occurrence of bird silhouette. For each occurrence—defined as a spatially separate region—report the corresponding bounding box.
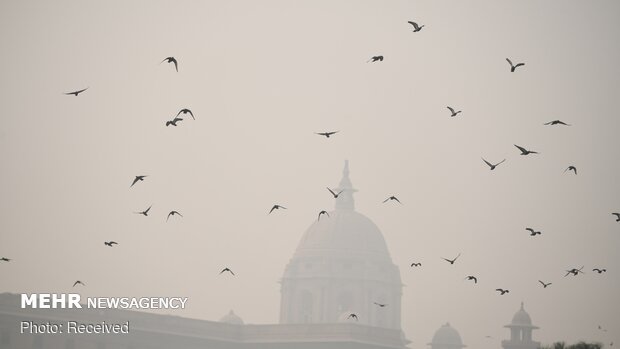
[0,257,10,262]
[565,266,585,277]
[447,106,462,117]
[525,228,541,236]
[64,87,88,96]
[315,131,339,138]
[544,120,571,126]
[482,158,506,170]
[496,288,510,295]
[73,281,85,287]
[220,268,235,276]
[166,117,183,127]
[564,166,577,175]
[465,275,478,283]
[538,280,552,288]
[104,241,118,247]
[442,253,461,265]
[410,262,422,267]
[407,21,425,32]
[269,205,287,214]
[347,313,359,321]
[167,211,183,221]
[383,196,402,204]
[161,57,178,72]
[612,213,620,222]
[177,108,195,120]
[135,205,152,216]
[327,187,344,198]
[367,56,384,63]
[598,325,607,332]
[506,58,525,72]
[373,302,387,307]
[318,210,330,221]
[131,175,147,187]
[592,268,607,274]
[514,144,539,155]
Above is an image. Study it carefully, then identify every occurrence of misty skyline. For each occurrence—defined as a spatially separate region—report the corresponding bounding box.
[1,1,619,349]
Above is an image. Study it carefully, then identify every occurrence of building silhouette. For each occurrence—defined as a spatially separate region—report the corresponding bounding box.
[279,160,403,329]
[0,163,542,349]
[428,323,466,349]
[502,302,540,349]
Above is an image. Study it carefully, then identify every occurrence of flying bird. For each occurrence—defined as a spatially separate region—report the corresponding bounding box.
[73,281,85,287]
[318,210,330,221]
[104,241,118,247]
[167,211,183,221]
[597,325,607,332]
[447,106,462,117]
[166,117,183,127]
[538,280,552,288]
[407,21,425,32]
[269,205,287,214]
[514,144,539,155]
[410,262,422,267]
[465,276,478,284]
[161,57,178,72]
[347,313,359,321]
[383,196,402,204]
[564,166,577,175]
[64,87,88,96]
[135,205,152,216]
[506,58,525,72]
[367,56,384,63]
[441,253,461,265]
[327,187,344,198]
[177,108,195,120]
[373,302,387,307]
[220,268,235,276]
[592,268,607,274]
[482,158,506,170]
[0,258,10,262]
[496,288,510,295]
[544,120,570,126]
[613,213,620,221]
[131,175,147,187]
[565,266,585,277]
[525,228,541,236]
[315,131,339,138]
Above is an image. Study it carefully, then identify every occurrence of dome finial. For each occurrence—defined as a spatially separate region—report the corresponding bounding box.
[336,160,357,211]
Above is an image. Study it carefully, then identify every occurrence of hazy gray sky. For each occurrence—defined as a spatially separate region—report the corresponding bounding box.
[1,0,619,348]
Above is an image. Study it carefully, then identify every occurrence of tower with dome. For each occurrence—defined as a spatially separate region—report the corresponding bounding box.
[502,302,541,349]
[279,160,404,330]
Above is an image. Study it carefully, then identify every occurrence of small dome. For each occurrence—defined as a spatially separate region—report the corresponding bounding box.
[429,323,466,348]
[219,310,244,325]
[511,302,532,326]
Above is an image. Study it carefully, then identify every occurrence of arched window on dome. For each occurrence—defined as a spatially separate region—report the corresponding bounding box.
[300,290,313,323]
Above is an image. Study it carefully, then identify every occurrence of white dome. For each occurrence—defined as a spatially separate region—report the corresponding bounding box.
[429,323,466,348]
[510,303,533,326]
[294,209,391,260]
[219,310,244,325]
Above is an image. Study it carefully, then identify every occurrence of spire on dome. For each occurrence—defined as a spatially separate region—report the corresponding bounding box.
[335,160,357,211]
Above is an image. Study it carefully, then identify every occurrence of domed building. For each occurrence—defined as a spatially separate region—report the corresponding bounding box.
[502,303,540,349]
[279,160,404,330]
[428,323,466,349]
[219,310,244,325]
